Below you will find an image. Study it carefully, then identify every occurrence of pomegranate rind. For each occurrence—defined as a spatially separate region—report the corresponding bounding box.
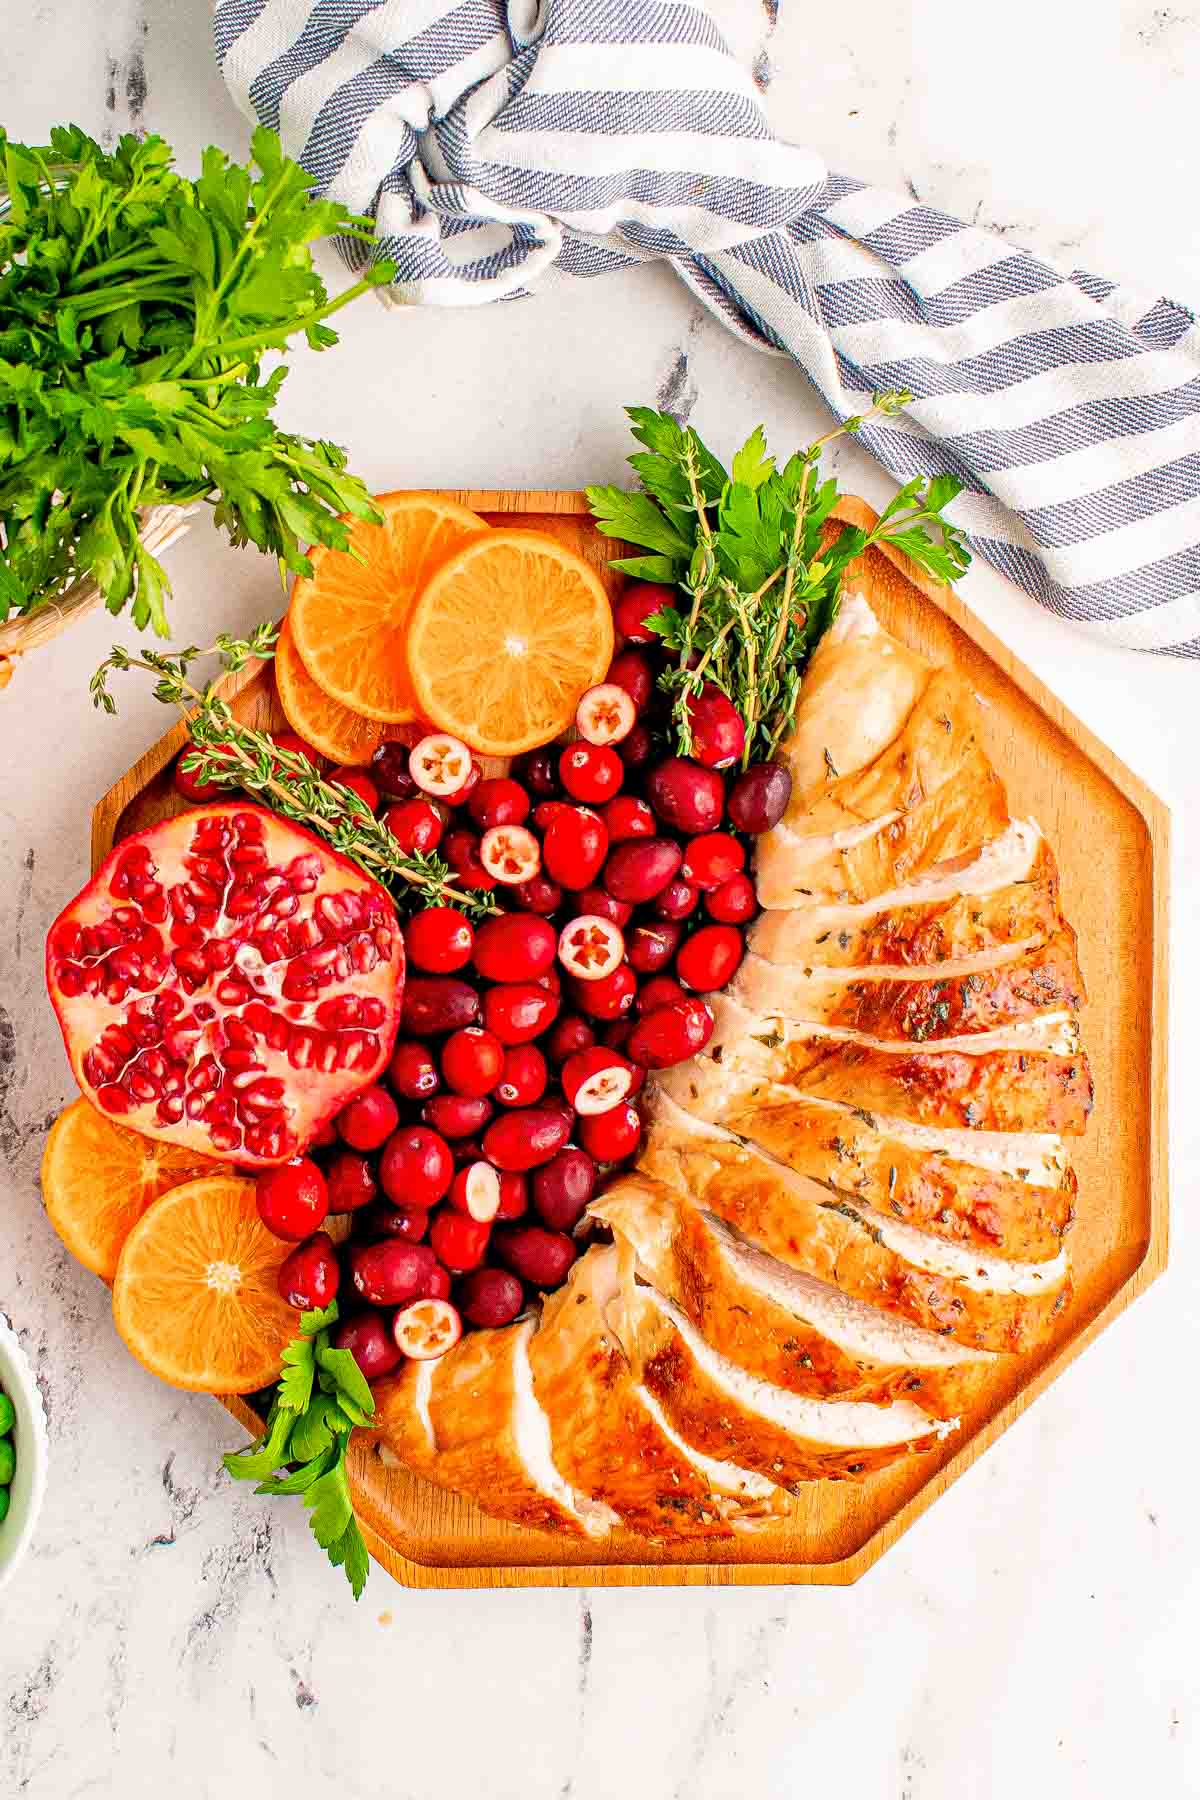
[46,803,405,1169]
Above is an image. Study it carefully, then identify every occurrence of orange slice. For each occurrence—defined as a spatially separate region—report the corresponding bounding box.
[288,492,489,722]
[406,530,615,756]
[112,1177,297,1393]
[41,1099,220,1282]
[274,617,395,766]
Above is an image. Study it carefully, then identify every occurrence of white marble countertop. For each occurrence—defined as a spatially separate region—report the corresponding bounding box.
[2,4,1198,1796]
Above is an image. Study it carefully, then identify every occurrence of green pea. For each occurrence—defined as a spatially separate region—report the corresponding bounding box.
[0,1487,9,1524]
[0,1394,12,1436]
[0,1439,13,1486]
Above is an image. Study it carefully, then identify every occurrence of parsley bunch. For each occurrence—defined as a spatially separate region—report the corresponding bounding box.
[586,399,970,765]
[225,1301,374,1600]
[0,124,393,634]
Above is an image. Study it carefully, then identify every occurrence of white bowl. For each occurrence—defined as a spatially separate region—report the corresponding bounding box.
[0,1311,49,1592]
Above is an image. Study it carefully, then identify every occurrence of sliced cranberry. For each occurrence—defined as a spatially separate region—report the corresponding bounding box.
[541,806,608,891]
[405,906,474,974]
[383,798,444,855]
[682,686,745,769]
[493,1224,577,1289]
[430,1210,491,1273]
[676,923,744,991]
[567,963,637,1021]
[680,832,746,891]
[559,742,624,804]
[458,1268,524,1328]
[440,1026,504,1098]
[393,1296,462,1358]
[482,1106,571,1172]
[256,1156,329,1241]
[401,976,480,1035]
[606,648,654,711]
[574,886,632,928]
[378,1124,454,1206]
[387,1040,440,1101]
[601,795,656,842]
[647,757,724,834]
[350,1240,438,1307]
[654,879,698,921]
[448,1159,502,1222]
[544,1013,596,1064]
[336,1084,399,1151]
[360,1201,430,1242]
[614,582,675,645]
[575,683,637,747]
[626,996,714,1068]
[422,1094,494,1139]
[471,913,557,983]
[467,777,531,830]
[577,1101,642,1163]
[728,761,792,834]
[333,1312,403,1379]
[441,761,482,808]
[618,723,653,769]
[557,914,625,982]
[482,981,560,1046]
[627,920,682,974]
[330,767,379,811]
[636,974,687,1016]
[409,733,474,797]
[494,1043,548,1107]
[495,1170,529,1219]
[443,828,497,892]
[706,872,757,924]
[530,1146,597,1230]
[603,837,683,904]
[324,1151,378,1213]
[561,1046,634,1115]
[480,824,541,885]
[515,748,559,797]
[510,872,563,915]
[277,1233,339,1309]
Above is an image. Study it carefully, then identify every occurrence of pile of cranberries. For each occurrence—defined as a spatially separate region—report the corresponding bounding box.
[201,582,792,1379]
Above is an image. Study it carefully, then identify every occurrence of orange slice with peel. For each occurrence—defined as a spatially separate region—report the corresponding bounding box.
[288,492,489,722]
[406,529,615,756]
[273,617,398,767]
[41,1098,220,1282]
[112,1177,297,1393]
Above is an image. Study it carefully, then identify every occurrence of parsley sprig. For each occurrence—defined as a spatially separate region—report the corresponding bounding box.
[91,627,497,918]
[224,1301,374,1600]
[586,398,970,765]
[0,124,394,635]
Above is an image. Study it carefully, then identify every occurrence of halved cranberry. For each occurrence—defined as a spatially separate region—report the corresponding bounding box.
[480,825,540,885]
[350,1239,438,1307]
[706,872,757,924]
[567,963,637,1021]
[561,1047,634,1115]
[676,923,744,992]
[636,974,687,1016]
[577,1101,642,1164]
[471,913,557,983]
[680,832,746,891]
[256,1156,329,1241]
[277,1233,339,1309]
[378,1124,454,1206]
[601,795,656,842]
[603,837,683,904]
[557,915,625,982]
[606,649,654,711]
[614,583,674,645]
[530,1146,597,1230]
[336,1084,399,1151]
[401,976,480,1035]
[559,742,624,804]
[494,1043,548,1107]
[383,798,444,855]
[515,749,559,797]
[422,1094,494,1139]
[728,761,792,834]
[409,733,474,797]
[333,1311,403,1379]
[440,1026,504,1098]
[443,828,497,892]
[405,906,474,974]
[544,1013,596,1064]
[654,879,698,921]
[467,777,531,830]
[330,767,380,811]
[574,886,632,928]
[683,686,745,769]
[496,1170,529,1219]
[627,920,682,974]
[393,1297,462,1358]
[482,1106,571,1171]
[430,1210,491,1272]
[458,1267,524,1327]
[482,981,560,1046]
[618,723,653,769]
[626,996,714,1068]
[360,1201,430,1242]
[510,873,563,916]
[493,1224,577,1289]
[646,757,724,834]
[448,1159,502,1222]
[324,1151,378,1213]
[576,683,637,747]
[387,1039,440,1101]
[371,742,417,801]
[541,806,608,891]
[441,761,482,808]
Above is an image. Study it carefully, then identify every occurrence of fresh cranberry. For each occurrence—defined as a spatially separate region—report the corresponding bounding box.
[277,1233,339,1309]
[681,832,745,891]
[626,920,681,974]
[479,825,540,885]
[494,1043,548,1107]
[388,1040,440,1101]
[682,686,745,769]
[514,748,560,797]
[378,1124,454,1207]
[545,1013,596,1064]
[728,761,792,834]
[495,1170,529,1219]
[626,996,715,1068]
[531,1146,597,1230]
[450,1136,485,1166]
[270,730,323,771]
[441,761,482,807]
[557,914,625,981]
[618,723,653,769]
[606,648,654,711]
[536,962,562,997]
[350,1240,438,1307]
[384,798,444,854]
[443,827,497,891]
[173,749,224,803]
[430,1210,491,1272]
[360,1202,430,1243]
[483,981,560,1045]
[458,1267,525,1327]
[576,683,637,747]
[541,805,608,891]
[309,1118,338,1149]
[602,795,656,842]
[483,1106,571,1172]
[578,1101,642,1163]
[567,963,637,1021]
[401,976,480,1035]
[370,742,418,802]
[706,872,757,923]
[256,1157,329,1241]
[636,974,687,1016]
[614,582,675,644]
[561,1047,634,1115]
[510,872,563,915]
[532,799,571,831]
[330,767,379,811]
[422,1094,494,1139]
[654,879,698,921]
[333,1312,403,1379]
[471,913,557,983]
[438,1026,503,1098]
[676,923,744,991]
[409,733,473,797]
[646,757,724,834]
[324,1151,378,1213]
[419,1263,453,1301]
[559,742,624,804]
[336,1084,399,1151]
[447,1160,501,1222]
[467,777,531,830]
[603,837,683,904]
[574,886,632,928]
[493,1224,577,1289]
[602,1017,635,1053]
[405,906,474,973]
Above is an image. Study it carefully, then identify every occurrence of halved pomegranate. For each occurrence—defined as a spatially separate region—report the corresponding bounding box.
[45,803,405,1168]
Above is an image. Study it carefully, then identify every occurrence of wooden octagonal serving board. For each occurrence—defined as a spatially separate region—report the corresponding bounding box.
[91,491,1169,1589]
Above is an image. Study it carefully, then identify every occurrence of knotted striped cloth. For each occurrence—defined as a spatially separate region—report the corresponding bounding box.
[215,0,1200,656]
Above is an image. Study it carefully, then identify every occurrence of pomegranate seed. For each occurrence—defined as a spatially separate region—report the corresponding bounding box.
[574,886,632,928]
[482,1106,571,1172]
[370,743,418,801]
[409,733,474,797]
[333,1312,403,1379]
[545,1013,596,1064]
[603,838,683,904]
[482,982,560,1046]
[614,582,674,645]
[627,920,682,973]
[443,828,497,892]
[681,832,746,891]
[567,963,637,1021]
[387,1040,440,1101]
[440,1027,504,1098]
[494,1043,548,1107]
[256,1157,329,1241]
[578,1100,642,1163]
[277,1233,339,1309]
[496,1170,529,1219]
[601,795,656,842]
[401,976,480,1035]
[559,742,624,804]
[646,757,725,834]
[350,1240,439,1307]
[336,1084,399,1151]
[393,1296,463,1358]
[430,1211,491,1272]
[471,913,557,983]
[606,649,654,711]
[530,1147,597,1230]
[514,748,559,797]
[480,824,541,885]
[557,914,625,981]
[626,996,714,1068]
[541,806,608,891]
[330,767,379,811]
[448,1159,502,1222]
[360,1202,430,1242]
[561,1046,634,1115]
[383,798,444,855]
[378,1124,454,1207]
[458,1268,524,1327]
[682,686,745,769]
[636,974,687,1016]
[467,777,531,830]
[422,1094,494,1139]
[654,879,698,921]
[575,683,637,747]
[706,872,757,924]
[173,749,223,803]
[510,872,563,915]
[676,923,744,992]
[618,723,653,769]
[405,906,474,973]
[493,1224,577,1289]
[727,761,792,834]
[324,1151,378,1213]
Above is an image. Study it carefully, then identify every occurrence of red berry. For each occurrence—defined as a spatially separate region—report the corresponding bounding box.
[682,685,745,769]
[330,767,379,810]
[458,1268,524,1328]
[496,1170,529,1220]
[336,1084,399,1151]
[706,872,757,923]
[378,1124,454,1207]
[349,1240,439,1307]
[727,761,792,835]
[545,1013,596,1064]
[371,742,418,801]
[510,872,563,915]
[636,974,687,1016]
[173,748,224,803]
[422,1094,494,1139]
[419,1263,453,1301]
[676,923,744,992]
[471,913,557,983]
[277,1233,339,1309]
[448,1159,502,1222]
[627,920,682,974]
[575,683,637,747]
[654,879,698,921]
[482,1106,571,1172]
[467,777,531,830]
[430,1210,491,1273]
[493,1224,577,1289]
[516,748,559,796]
[324,1151,378,1213]
[393,1297,463,1358]
[574,886,632,928]
[614,582,675,644]
[443,828,497,891]
[309,1118,338,1149]
[482,981,560,1046]
[450,1137,485,1167]
[568,963,637,1021]
[557,914,625,981]
[536,962,561,997]
[405,906,474,973]
[360,1202,430,1243]
[333,1312,402,1379]
[494,1043,548,1107]
[626,996,715,1068]
[401,976,480,1035]
[646,757,725,834]
[256,1157,329,1241]
[388,1040,440,1101]
[442,762,482,808]
[603,837,683,904]
[530,1147,597,1230]
[618,723,653,769]
[680,832,746,891]
[578,1100,642,1163]
[559,742,624,804]
[561,1046,634,1115]
[384,798,445,855]
[270,730,323,770]
[479,824,541,885]
[440,1027,504,1097]
[409,733,474,798]
[607,649,654,711]
[601,795,656,842]
[541,805,608,891]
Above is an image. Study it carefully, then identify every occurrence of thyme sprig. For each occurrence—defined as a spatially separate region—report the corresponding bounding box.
[91,627,497,918]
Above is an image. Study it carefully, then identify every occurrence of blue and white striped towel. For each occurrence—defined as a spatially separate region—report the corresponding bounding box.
[215,0,1200,656]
